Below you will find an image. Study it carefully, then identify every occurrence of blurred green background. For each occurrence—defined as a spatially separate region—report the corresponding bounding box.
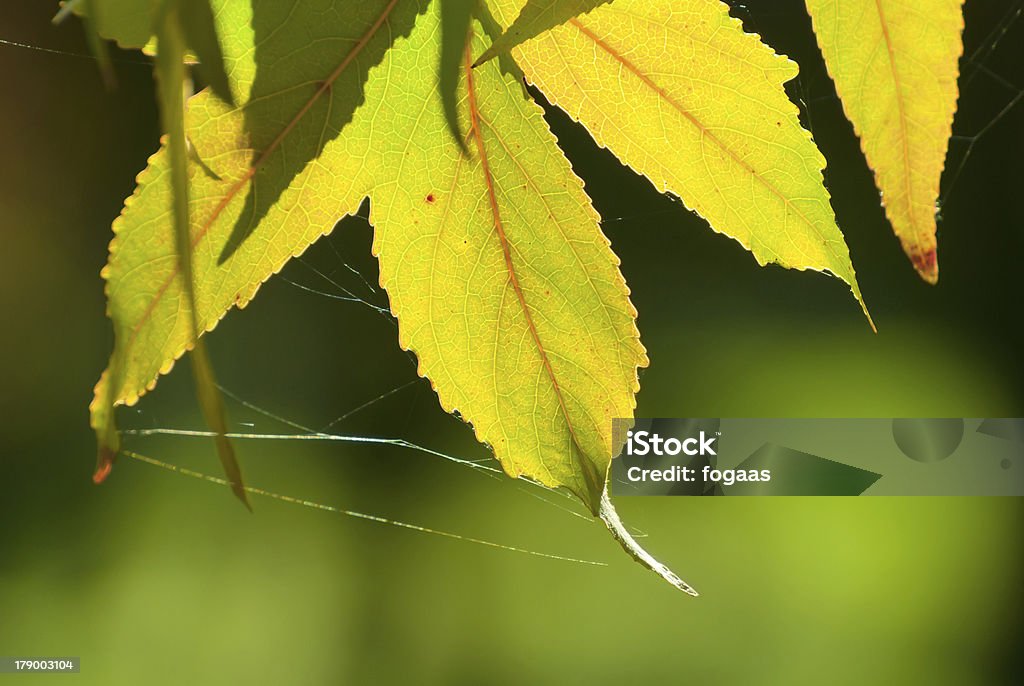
[1,1,1021,684]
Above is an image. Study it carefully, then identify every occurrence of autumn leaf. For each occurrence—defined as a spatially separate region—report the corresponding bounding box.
[89,0,423,481]
[806,0,965,283]
[153,0,247,505]
[486,0,872,325]
[87,0,701,592]
[371,20,647,513]
[84,0,239,499]
[85,0,928,595]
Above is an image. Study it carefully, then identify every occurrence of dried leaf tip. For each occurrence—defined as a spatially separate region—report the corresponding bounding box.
[599,487,698,596]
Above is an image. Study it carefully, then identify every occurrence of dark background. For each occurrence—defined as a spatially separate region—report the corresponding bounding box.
[1,1,1022,683]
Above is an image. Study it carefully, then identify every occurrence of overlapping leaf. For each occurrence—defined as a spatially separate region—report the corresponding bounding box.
[806,0,965,283]
[80,0,240,495]
[439,0,475,150]
[93,0,644,509]
[153,0,247,503]
[76,0,233,102]
[89,0,682,587]
[487,0,872,324]
[78,0,155,48]
[87,0,926,594]
[474,0,612,66]
[90,0,424,477]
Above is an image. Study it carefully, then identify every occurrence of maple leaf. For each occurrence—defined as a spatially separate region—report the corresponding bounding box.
[85,0,903,593]
[484,0,872,324]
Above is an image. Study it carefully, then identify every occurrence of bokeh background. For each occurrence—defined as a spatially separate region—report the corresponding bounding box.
[1,1,1021,683]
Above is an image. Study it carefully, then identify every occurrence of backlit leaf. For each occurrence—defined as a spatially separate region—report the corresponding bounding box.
[90,0,425,479]
[372,20,647,512]
[90,0,693,592]
[806,0,965,283]
[80,0,233,105]
[488,0,873,324]
[152,0,247,505]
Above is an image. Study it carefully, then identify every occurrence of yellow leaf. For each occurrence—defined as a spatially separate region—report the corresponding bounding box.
[87,0,725,592]
[90,0,647,516]
[488,0,872,324]
[90,0,425,478]
[372,23,647,513]
[806,0,965,283]
[474,0,612,66]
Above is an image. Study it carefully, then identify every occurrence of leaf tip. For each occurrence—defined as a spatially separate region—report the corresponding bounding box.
[846,279,876,333]
[233,483,253,512]
[93,447,115,485]
[598,487,698,596]
[910,247,939,285]
[472,49,495,69]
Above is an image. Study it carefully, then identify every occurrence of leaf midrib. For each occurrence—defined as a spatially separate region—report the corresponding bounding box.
[565,16,846,270]
[463,44,596,500]
[473,111,624,397]
[872,0,917,234]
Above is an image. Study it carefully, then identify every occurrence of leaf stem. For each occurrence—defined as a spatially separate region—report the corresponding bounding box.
[156,2,249,509]
[599,487,698,596]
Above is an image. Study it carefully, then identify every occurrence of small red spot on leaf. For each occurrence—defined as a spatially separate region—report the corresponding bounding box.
[426,194,436,203]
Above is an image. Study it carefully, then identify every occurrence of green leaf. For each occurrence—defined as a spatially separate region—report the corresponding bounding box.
[806,0,965,283]
[77,0,158,49]
[90,0,424,481]
[487,0,873,326]
[153,0,248,506]
[179,0,235,106]
[91,0,693,592]
[215,0,421,262]
[76,0,234,105]
[439,0,475,151]
[55,0,117,89]
[473,0,612,67]
[372,19,647,512]
[93,0,642,512]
